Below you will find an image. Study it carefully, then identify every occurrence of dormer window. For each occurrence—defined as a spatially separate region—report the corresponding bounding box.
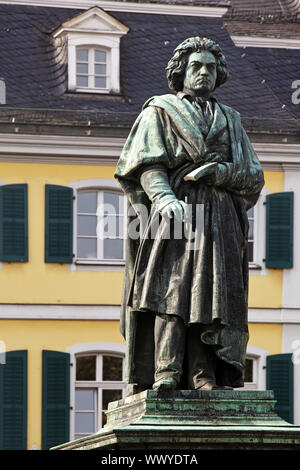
[76,48,108,91]
[52,6,129,94]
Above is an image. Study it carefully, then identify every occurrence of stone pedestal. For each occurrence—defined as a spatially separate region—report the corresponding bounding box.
[53,390,300,450]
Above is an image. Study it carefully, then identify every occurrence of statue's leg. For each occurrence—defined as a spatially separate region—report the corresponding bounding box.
[125,311,154,397]
[186,324,233,390]
[187,324,217,390]
[153,313,186,390]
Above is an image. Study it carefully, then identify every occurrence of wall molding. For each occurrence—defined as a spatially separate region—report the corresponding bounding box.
[1,136,300,166]
[0,304,120,320]
[231,35,300,50]
[66,341,125,355]
[0,133,124,165]
[248,308,300,324]
[1,304,300,323]
[0,0,228,17]
[253,142,300,165]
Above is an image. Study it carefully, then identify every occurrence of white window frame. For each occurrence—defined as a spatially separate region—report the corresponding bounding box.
[248,188,269,274]
[241,345,268,391]
[67,342,126,442]
[76,189,126,264]
[243,355,259,390]
[68,36,120,94]
[247,206,255,264]
[69,179,126,267]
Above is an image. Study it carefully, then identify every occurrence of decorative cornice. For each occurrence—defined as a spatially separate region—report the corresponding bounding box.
[0,0,228,17]
[0,304,120,320]
[231,35,300,49]
[1,304,299,323]
[52,6,130,38]
[0,133,125,165]
[248,308,300,324]
[253,142,300,164]
[0,135,300,166]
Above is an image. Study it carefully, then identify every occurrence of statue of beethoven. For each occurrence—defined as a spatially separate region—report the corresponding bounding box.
[114,37,264,394]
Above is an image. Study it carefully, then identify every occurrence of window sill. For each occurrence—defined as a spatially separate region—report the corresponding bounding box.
[75,260,125,266]
[69,259,125,272]
[249,263,262,270]
[72,87,111,94]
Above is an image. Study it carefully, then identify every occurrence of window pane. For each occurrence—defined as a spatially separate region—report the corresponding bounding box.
[76,356,96,380]
[95,50,106,62]
[75,390,94,410]
[247,207,254,218]
[248,241,253,263]
[75,412,95,433]
[103,238,123,259]
[77,75,88,87]
[104,193,123,214]
[77,49,88,61]
[103,216,124,238]
[76,63,88,74]
[244,358,253,382]
[77,215,97,236]
[102,389,122,410]
[95,64,106,75]
[77,192,97,214]
[75,434,90,440]
[103,356,123,381]
[248,219,254,240]
[95,77,107,88]
[77,238,97,258]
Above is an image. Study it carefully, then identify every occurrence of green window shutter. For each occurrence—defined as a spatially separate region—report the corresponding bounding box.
[0,184,28,262]
[42,350,70,449]
[266,192,293,268]
[266,353,293,424]
[45,185,73,263]
[0,350,28,450]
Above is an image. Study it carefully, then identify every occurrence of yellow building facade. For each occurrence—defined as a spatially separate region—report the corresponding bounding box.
[0,0,299,452]
[0,152,298,449]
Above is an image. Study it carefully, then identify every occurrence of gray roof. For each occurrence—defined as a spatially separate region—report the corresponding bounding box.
[228,0,300,16]
[0,3,298,135]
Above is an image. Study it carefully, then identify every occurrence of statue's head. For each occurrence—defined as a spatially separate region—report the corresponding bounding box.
[166,37,229,97]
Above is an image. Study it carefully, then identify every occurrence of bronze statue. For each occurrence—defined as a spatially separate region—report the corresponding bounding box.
[115,37,264,394]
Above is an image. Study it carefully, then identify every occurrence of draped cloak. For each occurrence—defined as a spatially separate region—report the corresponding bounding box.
[114,93,265,388]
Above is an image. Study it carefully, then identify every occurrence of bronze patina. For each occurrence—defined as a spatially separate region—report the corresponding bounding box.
[115,37,264,395]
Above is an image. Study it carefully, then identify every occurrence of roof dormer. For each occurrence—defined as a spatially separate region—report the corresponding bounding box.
[53,7,129,94]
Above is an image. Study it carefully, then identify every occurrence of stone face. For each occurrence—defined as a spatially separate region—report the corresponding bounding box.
[52,390,300,450]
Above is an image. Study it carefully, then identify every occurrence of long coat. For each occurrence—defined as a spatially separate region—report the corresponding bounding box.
[115,93,264,388]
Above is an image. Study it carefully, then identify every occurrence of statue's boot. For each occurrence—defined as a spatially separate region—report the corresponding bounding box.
[152,376,177,390]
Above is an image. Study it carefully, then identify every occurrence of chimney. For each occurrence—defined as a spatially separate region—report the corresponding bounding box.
[0,78,6,105]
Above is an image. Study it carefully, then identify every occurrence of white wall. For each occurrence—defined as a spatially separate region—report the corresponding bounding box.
[282,324,300,425]
[283,167,300,308]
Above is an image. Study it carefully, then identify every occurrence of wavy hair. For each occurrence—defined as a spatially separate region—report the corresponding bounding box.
[166,37,229,92]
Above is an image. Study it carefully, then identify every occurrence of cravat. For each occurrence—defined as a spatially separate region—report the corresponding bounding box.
[194,98,214,127]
